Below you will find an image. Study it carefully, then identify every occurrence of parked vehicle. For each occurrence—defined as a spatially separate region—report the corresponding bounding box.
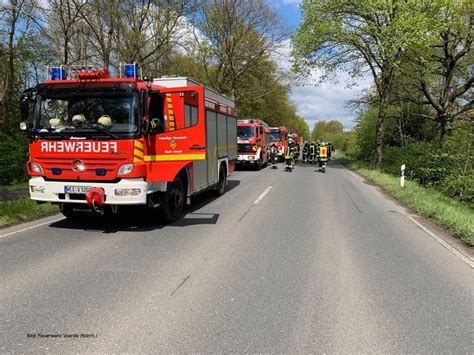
[20,64,237,222]
[237,119,270,169]
[268,126,288,162]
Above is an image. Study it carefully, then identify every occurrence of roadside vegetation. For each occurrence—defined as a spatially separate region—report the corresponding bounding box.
[0,0,310,188]
[0,198,58,227]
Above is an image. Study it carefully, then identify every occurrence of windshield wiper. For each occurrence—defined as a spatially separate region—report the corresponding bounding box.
[35,128,69,140]
[72,121,119,139]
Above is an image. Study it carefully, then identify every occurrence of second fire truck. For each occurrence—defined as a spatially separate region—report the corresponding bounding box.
[268,126,288,162]
[237,119,270,169]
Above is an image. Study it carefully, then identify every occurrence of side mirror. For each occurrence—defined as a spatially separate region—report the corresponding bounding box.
[20,121,31,132]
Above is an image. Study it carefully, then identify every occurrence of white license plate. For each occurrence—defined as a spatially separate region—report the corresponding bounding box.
[64,185,93,194]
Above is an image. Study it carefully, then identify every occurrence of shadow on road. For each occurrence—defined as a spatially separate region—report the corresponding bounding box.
[234,164,269,172]
[48,179,241,233]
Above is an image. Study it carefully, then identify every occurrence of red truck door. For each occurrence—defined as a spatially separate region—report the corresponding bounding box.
[143,87,206,181]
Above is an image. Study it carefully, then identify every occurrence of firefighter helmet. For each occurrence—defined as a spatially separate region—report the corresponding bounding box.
[97,115,112,126]
[72,113,86,122]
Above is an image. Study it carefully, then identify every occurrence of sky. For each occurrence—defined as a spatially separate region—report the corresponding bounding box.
[274,0,372,131]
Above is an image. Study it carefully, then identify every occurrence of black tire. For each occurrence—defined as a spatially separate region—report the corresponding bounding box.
[60,203,89,221]
[159,176,184,223]
[216,164,227,196]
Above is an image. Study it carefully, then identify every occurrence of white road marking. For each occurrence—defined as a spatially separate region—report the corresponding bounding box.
[0,216,63,240]
[406,215,474,269]
[253,186,272,205]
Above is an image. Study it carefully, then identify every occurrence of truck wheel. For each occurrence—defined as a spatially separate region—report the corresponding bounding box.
[216,164,227,196]
[256,158,262,170]
[160,176,184,223]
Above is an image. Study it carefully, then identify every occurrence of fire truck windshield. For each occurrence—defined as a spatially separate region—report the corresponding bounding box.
[237,126,254,139]
[33,91,138,138]
[269,131,281,142]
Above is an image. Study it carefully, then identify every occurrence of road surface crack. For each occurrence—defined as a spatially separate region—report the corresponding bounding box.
[170,274,191,296]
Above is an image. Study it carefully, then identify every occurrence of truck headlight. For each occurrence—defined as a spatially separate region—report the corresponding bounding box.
[117,164,133,176]
[30,162,44,174]
[115,189,141,196]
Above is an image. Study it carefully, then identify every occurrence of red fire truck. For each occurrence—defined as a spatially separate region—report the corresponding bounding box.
[268,126,288,162]
[20,65,237,222]
[237,119,270,169]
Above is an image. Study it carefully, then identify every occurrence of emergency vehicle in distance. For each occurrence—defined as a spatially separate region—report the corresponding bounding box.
[20,64,237,222]
[268,126,288,162]
[237,119,270,169]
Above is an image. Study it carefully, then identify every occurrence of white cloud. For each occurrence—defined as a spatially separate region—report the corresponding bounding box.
[274,40,372,131]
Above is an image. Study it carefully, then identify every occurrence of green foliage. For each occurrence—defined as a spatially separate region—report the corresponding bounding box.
[311,120,343,141]
[376,122,474,206]
[0,198,58,227]
[0,132,29,186]
[310,119,351,151]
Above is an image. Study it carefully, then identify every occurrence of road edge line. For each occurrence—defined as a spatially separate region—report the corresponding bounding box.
[406,215,474,269]
[0,216,64,240]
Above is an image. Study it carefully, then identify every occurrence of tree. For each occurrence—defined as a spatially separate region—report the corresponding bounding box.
[114,0,195,75]
[0,0,40,129]
[42,0,89,65]
[311,120,343,141]
[79,0,122,68]
[405,1,473,141]
[292,0,440,168]
[193,0,287,101]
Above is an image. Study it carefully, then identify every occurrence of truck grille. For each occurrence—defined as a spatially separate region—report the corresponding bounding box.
[37,157,128,181]
[238,144,255,153]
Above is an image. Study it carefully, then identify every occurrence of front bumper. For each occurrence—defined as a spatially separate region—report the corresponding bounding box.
[237,154,257,163]
[29,176,151,205]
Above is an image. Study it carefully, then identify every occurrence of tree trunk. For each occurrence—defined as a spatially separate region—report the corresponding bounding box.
[373,95,389,168]
[437,115,447,143]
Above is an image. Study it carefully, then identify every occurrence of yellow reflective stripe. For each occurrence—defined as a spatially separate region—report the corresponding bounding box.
[144,153,206,161]
[166,94,176,131]
[134,140,144,149]
[134,149,144,158]
[134,157,144,163]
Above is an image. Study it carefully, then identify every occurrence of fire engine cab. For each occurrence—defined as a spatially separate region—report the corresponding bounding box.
[237,119,270,169]
[268,126,288,162]
[20,64,237,222]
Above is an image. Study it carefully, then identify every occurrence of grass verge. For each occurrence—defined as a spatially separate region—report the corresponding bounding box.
[0,197,58,228]
[336,153,473,246]
[0,181,28,192]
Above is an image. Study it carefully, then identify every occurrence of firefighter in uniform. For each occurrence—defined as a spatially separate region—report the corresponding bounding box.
[309,141,317,164]
[285,139,296,171]
[270,143,279,168]
[302,142,309,163]
[317,141,329,173]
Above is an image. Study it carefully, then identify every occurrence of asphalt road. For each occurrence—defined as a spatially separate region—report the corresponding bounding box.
[1,161,472,353]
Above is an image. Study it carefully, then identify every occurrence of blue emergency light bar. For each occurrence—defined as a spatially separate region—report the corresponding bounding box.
[124,64,139,78]
[51,67,67,80]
